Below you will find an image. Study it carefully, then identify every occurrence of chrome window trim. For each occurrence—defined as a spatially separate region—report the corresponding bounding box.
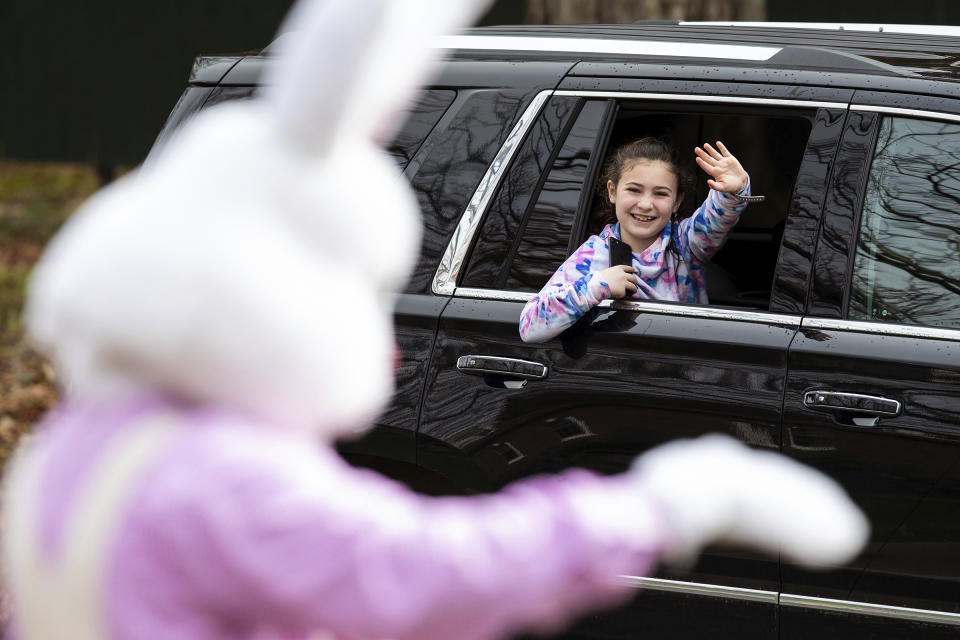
[432,89,552,296]
[779,594,960,626]
[852,105,960,125]
[617,576,778,604]
[595,299,799,326]
[802,317,960,343]
[555,90,848,110]
[451,287,801,327]
[453,287,531,303]
[436,35,781,61]
[620,576,960,625]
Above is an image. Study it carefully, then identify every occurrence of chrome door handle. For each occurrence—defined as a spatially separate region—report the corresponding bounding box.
[803,391,902,418]
[456,355,548,380]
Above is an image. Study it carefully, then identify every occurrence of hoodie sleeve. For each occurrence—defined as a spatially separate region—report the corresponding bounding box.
[518,235,612,343]
[676,180,750,264]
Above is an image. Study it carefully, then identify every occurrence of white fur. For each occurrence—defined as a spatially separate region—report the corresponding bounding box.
[631,434,870,567]
[26,0,491,438]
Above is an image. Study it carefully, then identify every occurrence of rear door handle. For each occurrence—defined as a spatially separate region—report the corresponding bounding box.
[456,355,548,380]
[803,390,902,425]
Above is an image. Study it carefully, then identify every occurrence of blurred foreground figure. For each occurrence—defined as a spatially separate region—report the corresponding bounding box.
[2,1,868,638]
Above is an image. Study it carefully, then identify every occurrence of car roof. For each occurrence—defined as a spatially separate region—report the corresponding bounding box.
[207,22,960,95]
[460,22,960,81]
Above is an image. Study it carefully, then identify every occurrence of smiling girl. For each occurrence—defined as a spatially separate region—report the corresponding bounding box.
[519,137,752,343]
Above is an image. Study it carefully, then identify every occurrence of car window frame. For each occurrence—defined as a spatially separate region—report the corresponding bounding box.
[804,102,960,344]
[434,88,846,329]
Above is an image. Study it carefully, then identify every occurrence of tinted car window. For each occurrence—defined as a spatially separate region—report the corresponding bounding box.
[506,100,611,291]
[386,89,457,169]
[849,116,960,328]
[460,96,583,289]
[603,105,813,309]
[161,86,455,173]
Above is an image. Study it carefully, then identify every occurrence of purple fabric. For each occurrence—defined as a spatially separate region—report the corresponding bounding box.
[519,187,748,343]
[8,398,668,640]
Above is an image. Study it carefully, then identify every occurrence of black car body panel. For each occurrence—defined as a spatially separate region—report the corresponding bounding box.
[152,22,960,639]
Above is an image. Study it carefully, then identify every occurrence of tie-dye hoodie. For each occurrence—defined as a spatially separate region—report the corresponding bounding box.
[519,185,749,342]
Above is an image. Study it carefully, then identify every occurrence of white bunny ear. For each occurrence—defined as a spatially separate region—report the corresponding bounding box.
[264,0,491,155]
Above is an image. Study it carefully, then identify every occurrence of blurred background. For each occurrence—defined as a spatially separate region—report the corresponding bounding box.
[1,0,960,461]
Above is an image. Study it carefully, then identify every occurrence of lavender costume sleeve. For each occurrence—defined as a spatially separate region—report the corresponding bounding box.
[675,181,750,263]
[139,433,668,640]
[518,235,613,343]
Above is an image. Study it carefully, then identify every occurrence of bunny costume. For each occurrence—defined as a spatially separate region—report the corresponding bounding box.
[519,187,748,343]
[2,1,868,639]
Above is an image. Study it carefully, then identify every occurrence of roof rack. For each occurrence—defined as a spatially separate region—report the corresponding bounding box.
[682,22,960,38]
[448,33,916,78]
[769,45,918,77]
[468,24,960,80]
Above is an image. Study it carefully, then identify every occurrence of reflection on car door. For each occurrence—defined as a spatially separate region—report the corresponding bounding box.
[416,93,845,639]
[782,106,960,639]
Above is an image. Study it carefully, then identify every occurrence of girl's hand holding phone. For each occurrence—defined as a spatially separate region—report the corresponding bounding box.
[599,265,639,299]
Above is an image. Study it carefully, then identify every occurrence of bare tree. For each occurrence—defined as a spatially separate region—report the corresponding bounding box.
[526,0,765,23]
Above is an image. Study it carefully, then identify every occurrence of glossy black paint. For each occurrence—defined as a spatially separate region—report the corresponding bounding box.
[769,107,848,313]
[337,293,449,469]
[808,110,878,317]
[419,297,788,638]
[561,64,960,100]
[784,330,960,607]
[781,606,960,640]
[188,56,242,86]
[532,589,777,640]
[148,87,215,159]
[850,89,960,113]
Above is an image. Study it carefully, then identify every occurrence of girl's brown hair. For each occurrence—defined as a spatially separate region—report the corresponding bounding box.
[591,136,694,232]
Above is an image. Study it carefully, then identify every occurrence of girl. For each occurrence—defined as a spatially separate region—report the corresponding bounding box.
[519,137,752,343]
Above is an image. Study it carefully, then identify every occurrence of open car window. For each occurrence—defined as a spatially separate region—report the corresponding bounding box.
[461,95,815,312]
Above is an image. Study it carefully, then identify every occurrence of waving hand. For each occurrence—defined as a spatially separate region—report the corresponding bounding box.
[694,141,749,194]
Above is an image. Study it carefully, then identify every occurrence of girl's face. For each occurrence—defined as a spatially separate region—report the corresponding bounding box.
[607,159,683,253]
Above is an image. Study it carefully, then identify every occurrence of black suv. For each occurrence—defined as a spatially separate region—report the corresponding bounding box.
[155,23,960,640]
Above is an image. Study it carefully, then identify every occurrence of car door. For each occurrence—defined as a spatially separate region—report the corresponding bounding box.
[781,94,960,639]
[416,84,849,640]
[337,60,575,484]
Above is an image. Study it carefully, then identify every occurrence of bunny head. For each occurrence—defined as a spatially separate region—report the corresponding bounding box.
[25,0,490,439]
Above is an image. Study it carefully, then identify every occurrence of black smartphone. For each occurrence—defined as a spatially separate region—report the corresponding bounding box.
[609,237,633,267]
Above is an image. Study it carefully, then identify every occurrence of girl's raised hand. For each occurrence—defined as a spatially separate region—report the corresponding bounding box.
[694,141,749,194]
[599,265,639,299]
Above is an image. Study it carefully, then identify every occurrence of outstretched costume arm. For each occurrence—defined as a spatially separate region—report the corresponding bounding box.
[158,433,866,640]
[158,439,665,640]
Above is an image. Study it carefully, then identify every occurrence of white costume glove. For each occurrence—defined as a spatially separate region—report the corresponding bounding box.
[631,434,869,567]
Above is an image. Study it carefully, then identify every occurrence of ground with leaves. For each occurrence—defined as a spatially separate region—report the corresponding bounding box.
[0,161,99,468]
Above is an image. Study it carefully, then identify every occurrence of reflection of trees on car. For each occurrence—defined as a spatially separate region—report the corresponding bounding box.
[851,119,960,328]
